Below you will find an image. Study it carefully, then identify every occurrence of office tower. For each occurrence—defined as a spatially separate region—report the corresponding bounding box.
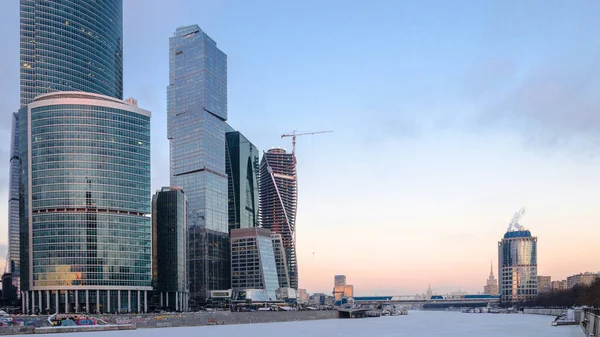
[230,228,279,301]
[334,275,346,287]
[8,113,20,293]
[333,275,346,302]
[259,148,298,289]
[498,211,537,303]
[566,272,599,289]
[19,92,151,314]
[537,276,551,294]
[484,263,498,295]
[15,0,125,303]
[225,130,259,232]
[20,0,123,106]
[168,25,229,303]
[152,187,189,312]
[271,233,290,289]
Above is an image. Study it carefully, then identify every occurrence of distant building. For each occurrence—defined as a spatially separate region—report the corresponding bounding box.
[225,130,259,232]
[297,289,309,303]
[231,228,280,302]
[498,210,537,303]
[271,233,290,289]
[537,276,551,293]
[426,284,433,299]
[311,293,326,306]
[333,275,354,305]
[484,263,499,295]
[567,272,599,289]
[551,280,567,291]
[334,275,346,287]
[152,187,189,312]
[259,148,298,289]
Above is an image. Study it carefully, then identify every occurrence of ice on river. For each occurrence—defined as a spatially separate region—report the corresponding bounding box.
[15,310,583,337]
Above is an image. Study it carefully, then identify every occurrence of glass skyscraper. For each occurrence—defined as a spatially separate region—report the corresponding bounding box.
[19,92,152,314]
[498,224,538,303]
[20,0,123,107]
[259,149,299,290]
[8,113,21,295]
[152,187,189,312]
[225,130,259,232]
[167,25,229,303]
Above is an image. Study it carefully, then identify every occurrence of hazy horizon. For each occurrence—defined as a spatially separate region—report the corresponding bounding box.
[1,0,600,296]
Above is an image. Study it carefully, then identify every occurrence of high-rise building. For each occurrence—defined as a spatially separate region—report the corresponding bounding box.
[225,130,259,232]
[259,148,298,289]
[20,0,123,107]
[167,25,229,303]
[537,276,551,293]
[8,113,20,293]
[19,92,152,314]
[271,233,290,289]
[498,211,537,303]
[230,228,279,301]
[484,263,498,295]
[567,272,599,289]
[333,275,346,302]
[152,187,189,312]
[14,0,125,302]
[334,275,346,287]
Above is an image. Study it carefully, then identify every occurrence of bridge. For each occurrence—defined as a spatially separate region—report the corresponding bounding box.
[352,295,500,309]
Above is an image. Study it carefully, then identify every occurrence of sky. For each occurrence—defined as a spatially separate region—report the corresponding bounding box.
[1,0,600,296]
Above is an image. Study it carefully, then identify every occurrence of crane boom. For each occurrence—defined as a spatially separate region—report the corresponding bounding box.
[280,130,333,158]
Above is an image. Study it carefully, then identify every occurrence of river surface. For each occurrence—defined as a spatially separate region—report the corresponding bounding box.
[17,311,583,337]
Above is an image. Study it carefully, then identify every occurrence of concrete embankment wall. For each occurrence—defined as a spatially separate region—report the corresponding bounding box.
[131,311,338,328]
[523,308,566,316]
[582,310,600,337]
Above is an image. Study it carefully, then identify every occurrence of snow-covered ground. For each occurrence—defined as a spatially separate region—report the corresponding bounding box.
[14,310,583,337]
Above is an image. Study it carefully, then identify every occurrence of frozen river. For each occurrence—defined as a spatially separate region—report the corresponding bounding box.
[16,311,582,337]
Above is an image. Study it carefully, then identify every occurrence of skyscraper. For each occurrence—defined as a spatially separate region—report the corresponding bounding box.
[225,130,259,232]
[20,0,123,107]
[152,187,189,312]
[8,113,20,293]
[271,233,290,289]
[167,25,229,303]
[259,148,298,290]
[498,210,537,303]
[483,263,498,295]
[15,0,127,309]
[19,92,152,314]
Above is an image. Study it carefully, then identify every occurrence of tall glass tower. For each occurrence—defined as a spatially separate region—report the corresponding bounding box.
[259,149,298,290]
[498,210,538,303]
[20,0,123,107]
[167,25,229,303]
[225,130,259,232]
[8,113,21,290]
[19,92,152,314]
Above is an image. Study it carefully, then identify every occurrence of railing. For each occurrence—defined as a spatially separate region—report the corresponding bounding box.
[582,308,600,337]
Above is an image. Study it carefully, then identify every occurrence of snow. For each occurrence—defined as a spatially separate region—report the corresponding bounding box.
[13,311,583,337]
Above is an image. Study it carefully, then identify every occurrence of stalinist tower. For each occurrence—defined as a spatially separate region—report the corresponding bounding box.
[484,262,499,295]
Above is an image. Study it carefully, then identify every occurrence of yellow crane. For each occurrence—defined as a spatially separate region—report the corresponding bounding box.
[281,130,333,163]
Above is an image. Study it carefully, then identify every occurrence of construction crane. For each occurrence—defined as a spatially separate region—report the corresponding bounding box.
[281,130,333,163]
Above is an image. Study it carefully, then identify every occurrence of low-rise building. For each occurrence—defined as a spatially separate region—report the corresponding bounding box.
[551,280,567,291]
[537,276,551,293]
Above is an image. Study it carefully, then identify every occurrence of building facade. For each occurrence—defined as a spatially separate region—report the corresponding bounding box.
[20,0,124,107]
[270,233,290,289]
[498,229,538,303]
[8,113,21,294]
[567,272,599,289]
[19,92,152,314]
[225,131,259,232]
[537,276,551,293]
[167,25,229,303]
[551,280,567,291]
[152,187,189,312]
[484,263,498,295]
[259,149,298,289]
[230,228,280,301]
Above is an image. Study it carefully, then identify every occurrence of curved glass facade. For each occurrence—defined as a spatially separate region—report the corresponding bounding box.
[20,0,123,107]
[498,231,538,303]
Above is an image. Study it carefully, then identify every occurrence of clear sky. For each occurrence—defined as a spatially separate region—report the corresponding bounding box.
[1,0,600,296]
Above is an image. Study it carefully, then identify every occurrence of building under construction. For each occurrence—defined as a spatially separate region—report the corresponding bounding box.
[259,149,298,290]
